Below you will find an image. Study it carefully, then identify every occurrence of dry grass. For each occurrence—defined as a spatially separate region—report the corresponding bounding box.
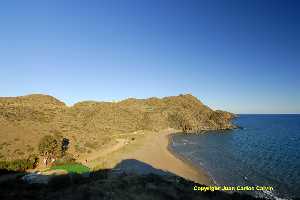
[0,94,235,161]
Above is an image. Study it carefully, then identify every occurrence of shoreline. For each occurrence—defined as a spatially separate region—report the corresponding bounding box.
[88,128,214,186]
[166,132,216,186]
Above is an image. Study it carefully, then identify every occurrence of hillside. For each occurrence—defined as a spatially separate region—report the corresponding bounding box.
[0,94,235,161]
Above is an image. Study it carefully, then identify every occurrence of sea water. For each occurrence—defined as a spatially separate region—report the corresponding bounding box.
[171,115,300,199]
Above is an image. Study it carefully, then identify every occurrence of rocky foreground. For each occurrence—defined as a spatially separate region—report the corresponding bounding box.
[0,94,236,160]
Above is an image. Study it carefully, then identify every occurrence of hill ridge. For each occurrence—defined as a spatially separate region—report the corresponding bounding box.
[0,94,235,161]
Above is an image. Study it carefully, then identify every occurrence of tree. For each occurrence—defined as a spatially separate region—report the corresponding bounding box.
[61,138,70,157]
[38,135,61,161]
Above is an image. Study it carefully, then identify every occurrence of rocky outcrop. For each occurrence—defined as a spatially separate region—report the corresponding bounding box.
[160,95,236,132]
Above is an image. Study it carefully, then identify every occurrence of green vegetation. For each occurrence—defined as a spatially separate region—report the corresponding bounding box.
[38,134,70,159]
[50,163,90,174]
[0,94,235,161]
[0,155,38,171]
[52,153,76,166]
[38,134,73,167]
[38,135,61,158]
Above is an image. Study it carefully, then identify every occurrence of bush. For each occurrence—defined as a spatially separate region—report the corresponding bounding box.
[38,135,61,158]
[38,134,70,160]
[0,155,39,171]
[52,153,76,166]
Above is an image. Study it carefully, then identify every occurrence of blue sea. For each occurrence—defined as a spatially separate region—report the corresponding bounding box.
[171,115,300,199]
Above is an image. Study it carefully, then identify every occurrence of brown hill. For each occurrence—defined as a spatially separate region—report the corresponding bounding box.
[0,94,235,161]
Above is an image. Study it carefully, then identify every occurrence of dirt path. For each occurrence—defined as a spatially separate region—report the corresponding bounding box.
[81,138,128,168]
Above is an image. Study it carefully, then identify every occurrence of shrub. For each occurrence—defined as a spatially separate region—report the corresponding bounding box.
[38,135,61,158]
[53,153,76,166]
[38,135,70,161]
[0,155,39,171]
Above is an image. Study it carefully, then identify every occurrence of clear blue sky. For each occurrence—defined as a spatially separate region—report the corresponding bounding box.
[0,0,299,114]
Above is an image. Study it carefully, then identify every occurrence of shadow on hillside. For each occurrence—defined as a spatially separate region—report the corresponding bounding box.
[0,159,268,200]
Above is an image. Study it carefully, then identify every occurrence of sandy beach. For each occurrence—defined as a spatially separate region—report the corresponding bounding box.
[86,128,213,185]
